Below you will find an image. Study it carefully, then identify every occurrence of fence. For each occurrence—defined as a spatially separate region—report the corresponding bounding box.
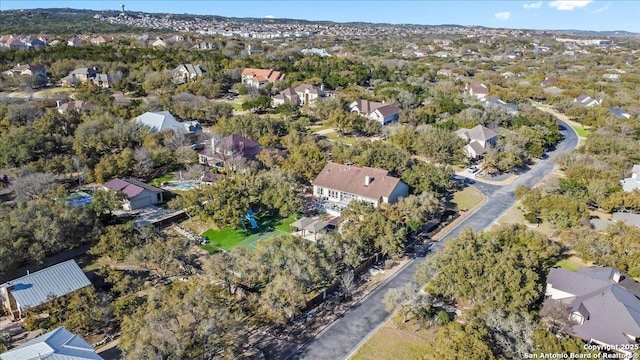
[303,252,385,312]
[151,211,189,229]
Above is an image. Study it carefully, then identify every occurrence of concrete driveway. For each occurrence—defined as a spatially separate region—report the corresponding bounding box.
[290,119,579,360]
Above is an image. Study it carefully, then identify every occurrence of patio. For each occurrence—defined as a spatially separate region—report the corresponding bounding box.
[290,217,330,242]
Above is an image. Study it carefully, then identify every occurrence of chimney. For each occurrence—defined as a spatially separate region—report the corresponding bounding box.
[320,84,324,92]
[364,176,371,186]
[56,100,62,108]
[211,137,215,150]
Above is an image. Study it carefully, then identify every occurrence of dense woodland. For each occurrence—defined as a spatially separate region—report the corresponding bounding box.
[1,10,640,358]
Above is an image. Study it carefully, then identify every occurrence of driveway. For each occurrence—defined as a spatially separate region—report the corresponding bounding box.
[290,118,579,360]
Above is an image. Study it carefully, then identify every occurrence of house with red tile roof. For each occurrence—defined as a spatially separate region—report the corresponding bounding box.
[103,178,164,210]
[312,162,409,215]
[241,68,285,88]
[348,99,401,125]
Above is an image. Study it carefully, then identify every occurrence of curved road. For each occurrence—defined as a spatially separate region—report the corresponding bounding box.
[291,122,578,360]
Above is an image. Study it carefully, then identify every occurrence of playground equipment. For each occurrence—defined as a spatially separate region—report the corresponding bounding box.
[245,209,258,229]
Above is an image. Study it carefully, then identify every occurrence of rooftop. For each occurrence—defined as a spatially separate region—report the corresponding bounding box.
[0,327,103,360]
[313,162,404,201]
[0,260,91,311]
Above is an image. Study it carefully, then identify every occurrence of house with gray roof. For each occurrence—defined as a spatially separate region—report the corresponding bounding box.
[542,267,640,355]
[272,84,326,107]
[0,326,102,360]
[609,108,631,119]
[574,94,601,107]
[0,260,91,320]
[456,124,498,159]
[621,165,640,193]
[135,111,181,132]
[171,64,205,84]
[103,178,164,210]
[135,111,200,135]
[60,67,110,88]
[348,99,401,125]
[483,97,518,115]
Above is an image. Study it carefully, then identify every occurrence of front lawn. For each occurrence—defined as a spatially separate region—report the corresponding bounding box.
[450,186,484,212]
[351,319,437,360]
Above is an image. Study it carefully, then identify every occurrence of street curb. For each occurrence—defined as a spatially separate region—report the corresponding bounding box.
[283,258,414,360]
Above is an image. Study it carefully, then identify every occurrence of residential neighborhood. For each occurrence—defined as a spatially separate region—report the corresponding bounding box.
[0,3,639,360]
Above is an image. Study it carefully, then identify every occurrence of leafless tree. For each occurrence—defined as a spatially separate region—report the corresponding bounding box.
[9,171,58,202]
[340,270,356,299]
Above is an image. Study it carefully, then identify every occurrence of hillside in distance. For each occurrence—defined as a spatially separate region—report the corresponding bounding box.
[0,7,637,36]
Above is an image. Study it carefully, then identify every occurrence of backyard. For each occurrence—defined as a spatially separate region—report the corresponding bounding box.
[201,213,298,252]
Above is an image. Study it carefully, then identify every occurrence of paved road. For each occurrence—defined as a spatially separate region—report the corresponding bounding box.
[291,121,578,360]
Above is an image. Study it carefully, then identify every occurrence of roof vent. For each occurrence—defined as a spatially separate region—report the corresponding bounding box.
[612,272,621,283]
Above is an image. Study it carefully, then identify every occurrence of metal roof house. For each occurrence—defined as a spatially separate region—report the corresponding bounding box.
[0,327,103,360]
[135,111,182,132]
[542,267,640,356]
[135,111,202,135]
[621,165,640,193]
[0,260,91,320]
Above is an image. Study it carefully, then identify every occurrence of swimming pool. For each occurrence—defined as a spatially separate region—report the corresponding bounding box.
[163,181,199,191]
[66,191,93,207]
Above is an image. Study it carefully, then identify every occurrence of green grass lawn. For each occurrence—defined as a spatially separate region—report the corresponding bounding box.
[147,173,174,187]
[274,213,298,232]
[569,122,589,137]
[556,256,591,272]
[201,213,301,253]
[202,227,248,251]
[450,186,484,212]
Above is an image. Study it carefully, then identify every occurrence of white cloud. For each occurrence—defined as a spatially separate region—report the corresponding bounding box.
[265,15,275,19]
[591,4,609,13]
[495,11,511,20]
[548,0,593,11]
[523,2,543,9]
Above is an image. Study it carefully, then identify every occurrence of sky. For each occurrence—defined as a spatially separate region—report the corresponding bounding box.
[2,1,639,32]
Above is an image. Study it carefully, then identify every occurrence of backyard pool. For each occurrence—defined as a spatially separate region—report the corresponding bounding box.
[66,191,93,207]
[162,180,199,191]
